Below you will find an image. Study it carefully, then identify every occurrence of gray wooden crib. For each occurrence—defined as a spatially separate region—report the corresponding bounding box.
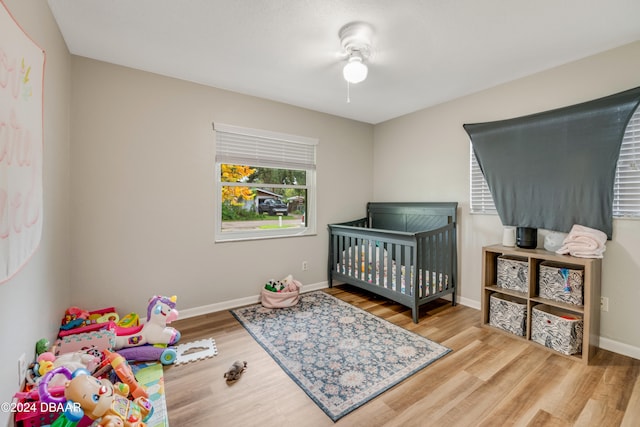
[328,202,458,323]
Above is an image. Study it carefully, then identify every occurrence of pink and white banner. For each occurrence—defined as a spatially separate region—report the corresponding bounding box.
[0,2,44,283]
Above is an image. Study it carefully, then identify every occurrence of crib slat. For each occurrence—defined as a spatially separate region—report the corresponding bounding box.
[354,237,360,281]
[443,229,448,289]
[436,232,441,295]
[416,238,426,297]
[395,243,401,294]
[436,231,442,294]
[402,244,410,296]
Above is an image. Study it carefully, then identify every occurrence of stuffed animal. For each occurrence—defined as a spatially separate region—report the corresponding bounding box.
[264,280,285,292]
[281,274,302,293]
[46,350,101,387]
[224,360,247,381]
[54,350,100,373]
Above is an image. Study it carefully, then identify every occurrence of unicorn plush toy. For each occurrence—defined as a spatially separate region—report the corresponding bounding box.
[114,295,181,349]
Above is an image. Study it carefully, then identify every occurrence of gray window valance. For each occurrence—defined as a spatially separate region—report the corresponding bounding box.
[464,86,640,239]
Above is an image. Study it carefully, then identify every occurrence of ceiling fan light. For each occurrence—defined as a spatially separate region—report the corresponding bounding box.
[343,57,368,84]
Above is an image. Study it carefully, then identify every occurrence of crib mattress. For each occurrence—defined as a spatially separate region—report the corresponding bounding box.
[336,262,446,297]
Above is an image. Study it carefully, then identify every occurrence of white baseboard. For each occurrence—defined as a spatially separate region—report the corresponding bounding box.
[182,284,479,319]
[457,296,481,310]
[599,337,640,360]
[180,286,639,361]
[179,281,329,319]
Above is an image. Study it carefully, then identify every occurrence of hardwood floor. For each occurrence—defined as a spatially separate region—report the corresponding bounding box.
[164,285,640,426]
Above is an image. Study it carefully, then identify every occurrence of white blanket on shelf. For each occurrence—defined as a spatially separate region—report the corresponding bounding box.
[556,224,607,258]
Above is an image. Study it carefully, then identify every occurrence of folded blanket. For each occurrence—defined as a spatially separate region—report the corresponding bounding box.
[556,224,607,258]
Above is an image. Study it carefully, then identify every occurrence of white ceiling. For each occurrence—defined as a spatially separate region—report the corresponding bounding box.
[47,0,640,124]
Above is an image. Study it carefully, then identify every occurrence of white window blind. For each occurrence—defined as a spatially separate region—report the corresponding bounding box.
[214,123,317,170]
[470,106,640,218]
[614,106,640,217]
[470,144,497,214]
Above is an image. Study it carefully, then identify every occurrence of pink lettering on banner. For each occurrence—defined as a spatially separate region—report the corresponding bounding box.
[0,110,33,167]
[0,2,44,283]
[0,109,40,237]
[0,48,23,100]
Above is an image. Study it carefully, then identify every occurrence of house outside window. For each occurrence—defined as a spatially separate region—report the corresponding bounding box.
[214,123,317,242]
[470,106,640,219]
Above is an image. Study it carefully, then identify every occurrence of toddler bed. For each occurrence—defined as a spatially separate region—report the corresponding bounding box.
[328,202,458,323]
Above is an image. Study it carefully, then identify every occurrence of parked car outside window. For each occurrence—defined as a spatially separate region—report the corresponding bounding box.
[258,198,288,216]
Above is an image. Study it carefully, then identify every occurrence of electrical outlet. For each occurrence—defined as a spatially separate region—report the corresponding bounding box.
[302,261,309,271]
[601,296,609,312]
[17,353,27,387]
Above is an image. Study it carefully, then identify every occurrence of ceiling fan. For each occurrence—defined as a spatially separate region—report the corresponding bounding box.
[338,22,374,102]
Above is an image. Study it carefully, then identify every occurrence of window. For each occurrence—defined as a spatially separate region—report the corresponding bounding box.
[470,106,640,218]
[613,106,640,217]
[469,145,497,214]
[214,123,317,241]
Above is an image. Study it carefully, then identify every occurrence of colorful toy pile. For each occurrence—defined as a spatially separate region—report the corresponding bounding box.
[13,295,181,427]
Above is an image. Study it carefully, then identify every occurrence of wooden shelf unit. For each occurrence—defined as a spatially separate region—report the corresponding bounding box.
[481,244,602,364]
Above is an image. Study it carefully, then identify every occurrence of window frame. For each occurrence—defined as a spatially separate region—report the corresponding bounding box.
[470,106,640,219]
[213,123,318,242]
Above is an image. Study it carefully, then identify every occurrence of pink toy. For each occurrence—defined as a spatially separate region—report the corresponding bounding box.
[281,274,302,293]
[39,352,56,363]
[53,329,116,356]
[37,352,56,376]
[59,306,118,337]
[113,295,180,349]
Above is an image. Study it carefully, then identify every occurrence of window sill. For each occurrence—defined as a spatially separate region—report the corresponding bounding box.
[215,229,317,243]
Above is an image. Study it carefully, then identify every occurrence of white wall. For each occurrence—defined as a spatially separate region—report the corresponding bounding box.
[0,1,71,426]
[69,57,374,316]
[373,41,640,357]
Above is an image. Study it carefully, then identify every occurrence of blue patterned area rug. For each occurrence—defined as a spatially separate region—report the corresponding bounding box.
[230,291,451,421]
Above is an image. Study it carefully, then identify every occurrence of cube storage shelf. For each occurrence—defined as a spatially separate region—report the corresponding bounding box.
[481,244,601,364]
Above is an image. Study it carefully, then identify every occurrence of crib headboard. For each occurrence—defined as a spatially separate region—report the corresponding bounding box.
[367,202,458,233]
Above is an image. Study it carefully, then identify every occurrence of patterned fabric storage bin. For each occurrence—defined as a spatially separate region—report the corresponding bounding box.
[496,255,529,293]
[539,261,584,305]
[489,293,527,336]
[531,304,583,355]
